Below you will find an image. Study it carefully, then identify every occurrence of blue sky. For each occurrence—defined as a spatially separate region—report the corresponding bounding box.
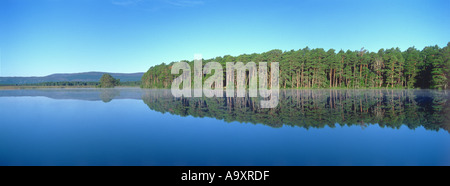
[0,0,449,76]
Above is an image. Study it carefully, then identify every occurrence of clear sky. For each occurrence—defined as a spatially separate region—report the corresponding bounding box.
[0,0,449,76]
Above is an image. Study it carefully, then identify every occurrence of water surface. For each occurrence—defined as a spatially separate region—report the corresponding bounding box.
[0,88,449,165]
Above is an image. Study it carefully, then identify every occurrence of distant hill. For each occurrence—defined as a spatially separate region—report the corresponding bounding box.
[0,72,144,85]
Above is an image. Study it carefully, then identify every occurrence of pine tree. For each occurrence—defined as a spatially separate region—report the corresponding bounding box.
[403,47,422,88]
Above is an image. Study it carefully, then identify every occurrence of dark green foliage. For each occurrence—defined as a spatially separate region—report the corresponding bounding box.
[1,80,141,88]
[20,81,100,86]
[142,42,450,89]
[443,43,450,89]
[119,81,141,87]
[10,81,141,87]
[100,73,120,88]
[141,62,175,88]
[403,47,422,88]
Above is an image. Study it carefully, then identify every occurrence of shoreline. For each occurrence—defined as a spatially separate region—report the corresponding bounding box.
[0,86,140,90]
[0,85,436,90]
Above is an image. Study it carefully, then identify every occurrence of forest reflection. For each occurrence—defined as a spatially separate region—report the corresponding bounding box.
[142,89,450,132]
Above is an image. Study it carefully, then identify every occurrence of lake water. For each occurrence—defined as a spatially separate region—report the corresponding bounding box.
[0,88,449,166]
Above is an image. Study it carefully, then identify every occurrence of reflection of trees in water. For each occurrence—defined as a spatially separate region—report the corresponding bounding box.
[142,89,450,132]
[99,89,120,103]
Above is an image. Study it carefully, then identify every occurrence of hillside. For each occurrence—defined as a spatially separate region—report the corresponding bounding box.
[0,72,144,85]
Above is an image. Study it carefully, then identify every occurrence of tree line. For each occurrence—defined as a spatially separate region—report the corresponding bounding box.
[21,81,100,87]
[141,42,450,89]
[3,74,141,87]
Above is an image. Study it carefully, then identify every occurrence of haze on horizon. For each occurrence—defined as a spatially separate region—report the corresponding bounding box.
[1,0,449,77]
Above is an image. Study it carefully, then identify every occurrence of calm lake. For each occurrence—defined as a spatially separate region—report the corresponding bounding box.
[0,88,449,166]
